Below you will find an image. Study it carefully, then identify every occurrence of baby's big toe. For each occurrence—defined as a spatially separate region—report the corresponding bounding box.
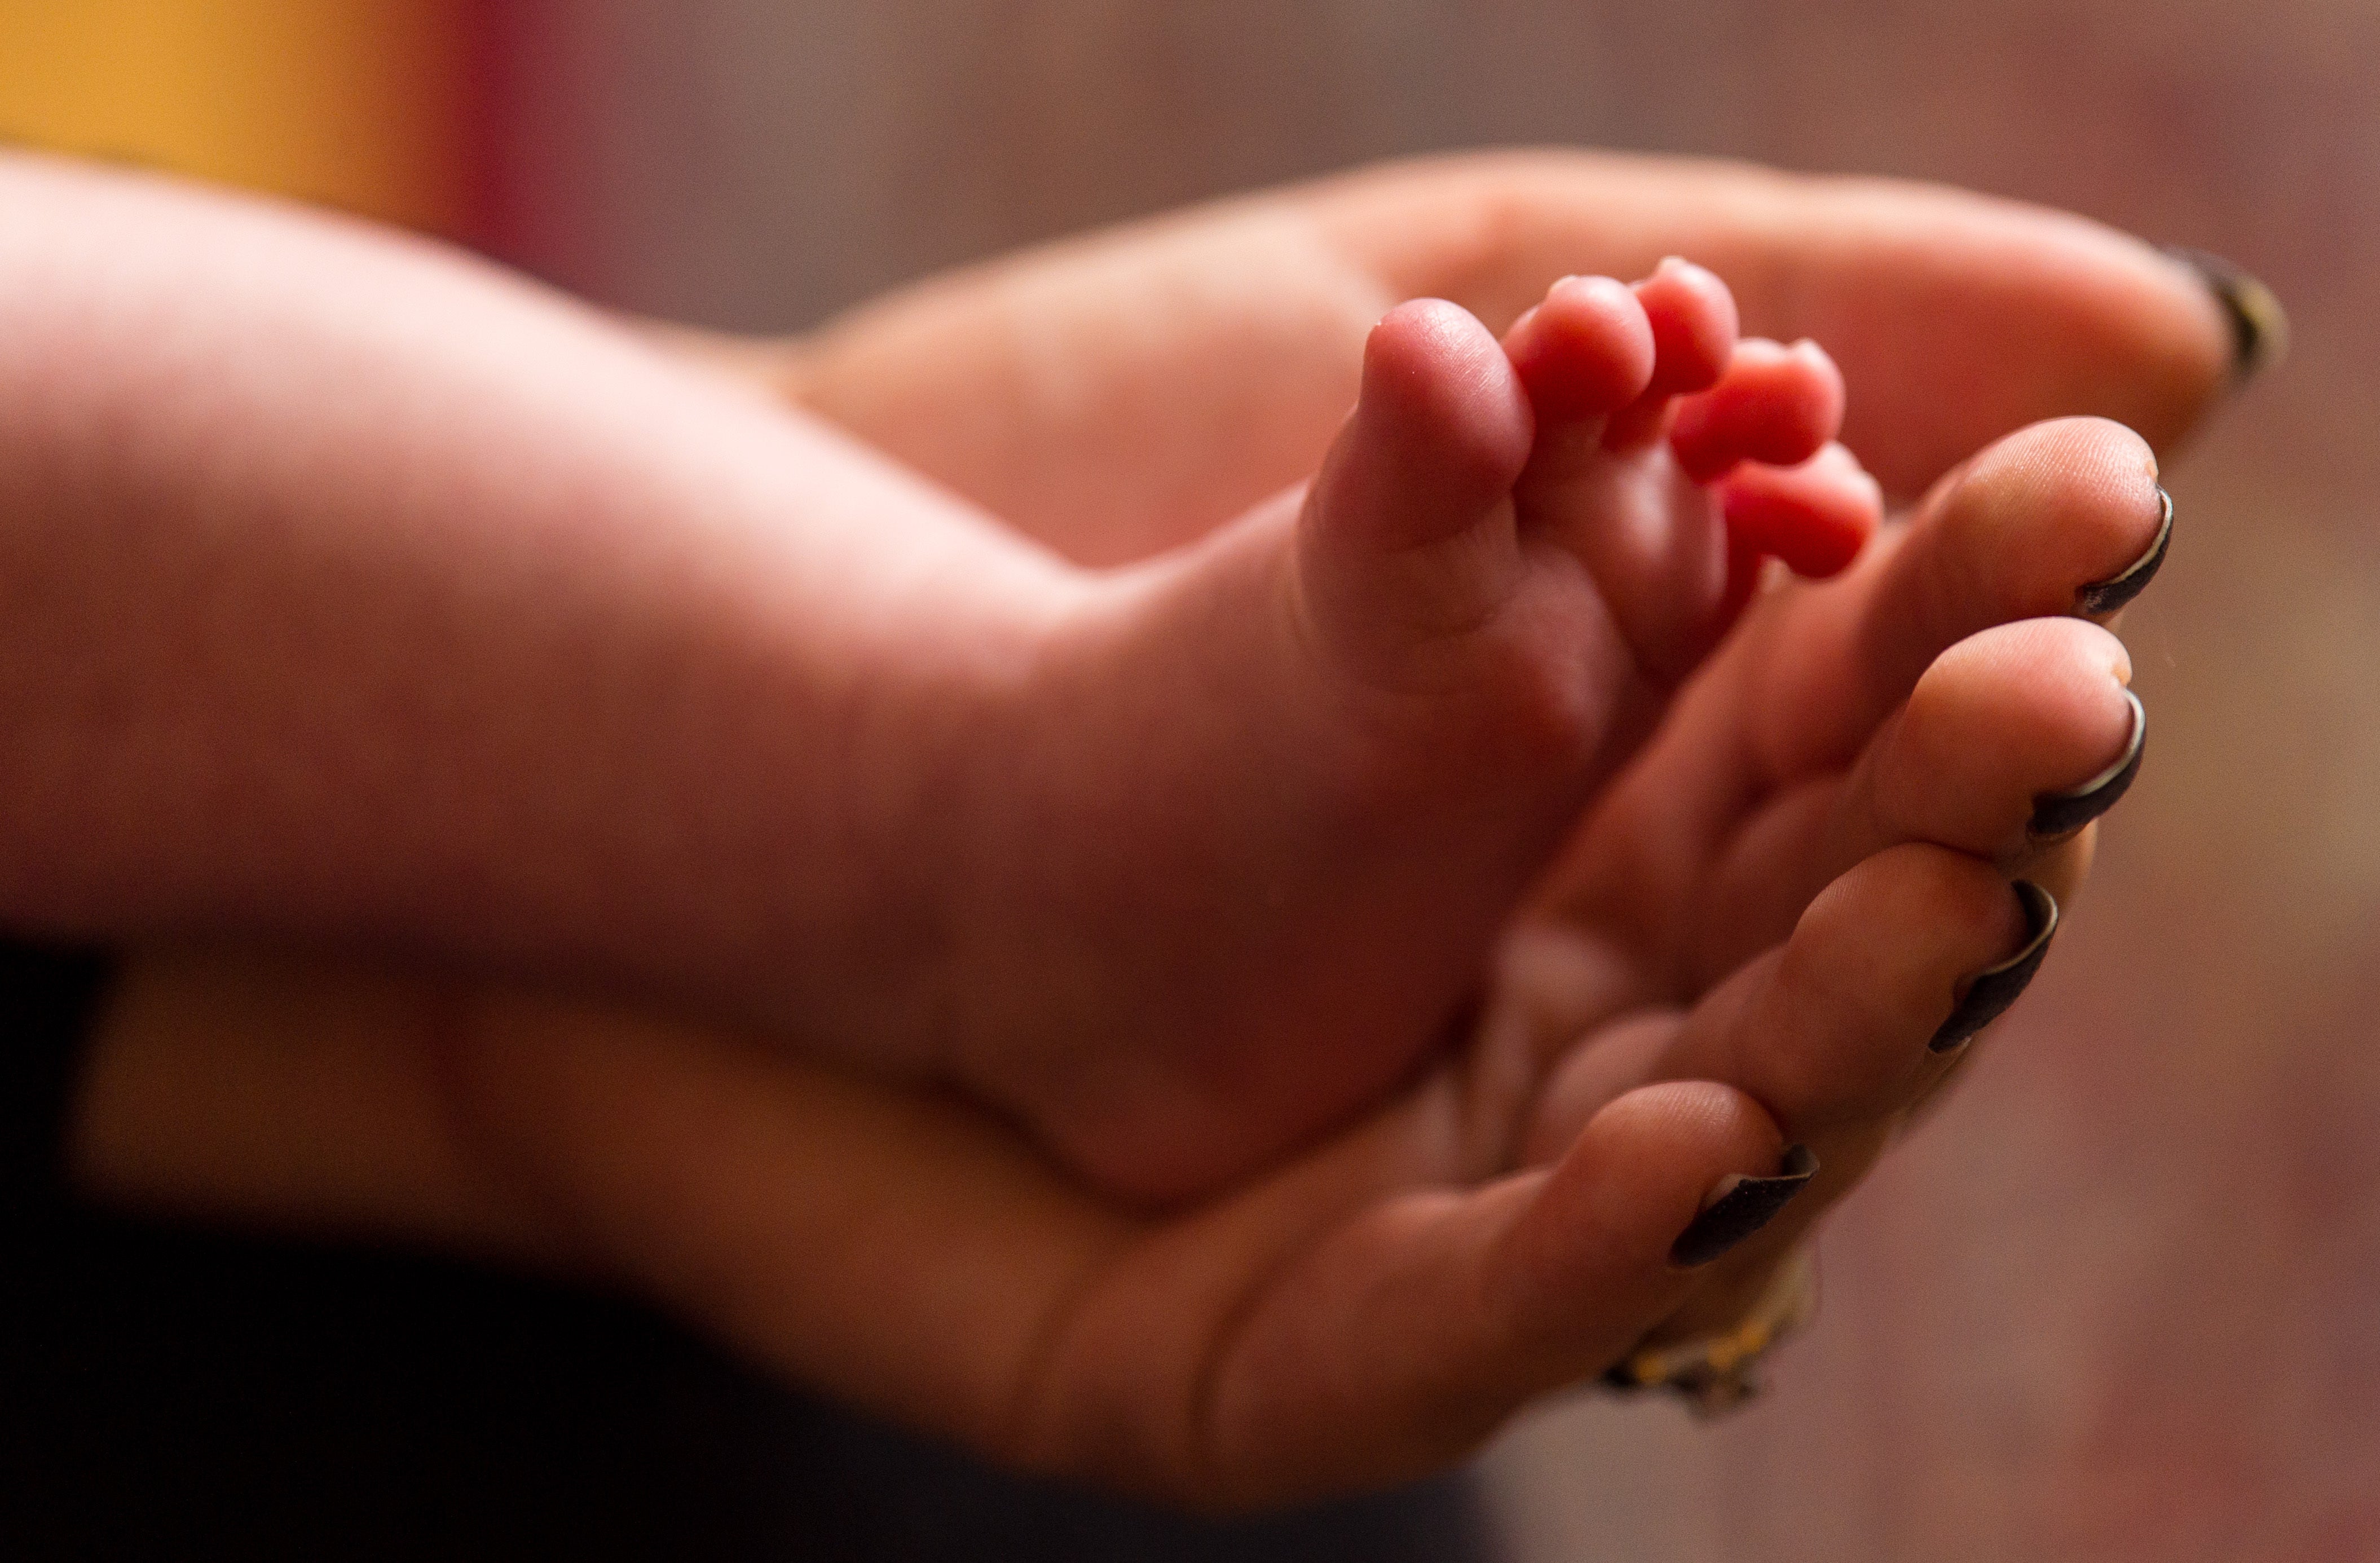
[1308,299,1535,556]
[1294,299,1545,673]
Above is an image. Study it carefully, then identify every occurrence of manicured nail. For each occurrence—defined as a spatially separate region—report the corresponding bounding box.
[1930,881,2060,1052]
[2028,688,2145,839]
[1669,1145,1818,1268]
[2074,487,2172,617]
[2161,245,2288,385]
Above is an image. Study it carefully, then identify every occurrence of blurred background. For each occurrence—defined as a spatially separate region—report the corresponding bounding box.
[4,1,2374,1558]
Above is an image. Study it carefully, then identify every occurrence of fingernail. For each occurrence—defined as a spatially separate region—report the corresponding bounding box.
[1930,880,2060,1052]
[1669,1145,1818,1268]
[2028,688,2145,839]
[2074,487,2172,617]
[2161,245,2288,385]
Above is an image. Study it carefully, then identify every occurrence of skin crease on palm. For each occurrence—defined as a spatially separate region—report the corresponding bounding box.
[67,153,2235,1507]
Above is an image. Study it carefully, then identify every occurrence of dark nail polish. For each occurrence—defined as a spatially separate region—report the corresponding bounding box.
[1930,881,2060,1052]
[1669,1145,1818,1268]
[2075,487,2172,617]
[2028,688,2145,839]
[2161,245,2289,385]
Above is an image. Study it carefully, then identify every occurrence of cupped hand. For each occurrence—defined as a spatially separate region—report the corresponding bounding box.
[411,405,2170,1508]
[632,150,2219,1416]
[670,149,2232,563]
[76,152,2225,1509]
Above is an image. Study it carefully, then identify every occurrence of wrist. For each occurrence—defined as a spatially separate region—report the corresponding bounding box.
[67,948,573,1268]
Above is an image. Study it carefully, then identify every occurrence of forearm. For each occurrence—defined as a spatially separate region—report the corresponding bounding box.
[66,943,1130,1458]
[0,154,1059,1044]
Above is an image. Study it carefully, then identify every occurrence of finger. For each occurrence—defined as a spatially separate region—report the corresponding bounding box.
[67,945,561,1259]
[1196,1081,1791,1504]
[1544,416,2167,955]
[787,203,1403,564]
[1734,416,2167,784]
[1316,151,2235,496]
[443,987,1579,1508]
[769,152,2232,564]
[1693,617,2136,977]
[442,983,1809,1508]
[1526,844,2051,1337]
[1536,844,2032,1153]
[451,992,1805,1509]
[1899,829,2092,1134]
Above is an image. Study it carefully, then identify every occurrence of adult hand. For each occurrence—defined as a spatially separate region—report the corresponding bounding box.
[73,153,2227,1507]
[407,403,2165,1507]
[631,149,2223,1390]
[78,409,2174,1509]
[668,149,2237,563]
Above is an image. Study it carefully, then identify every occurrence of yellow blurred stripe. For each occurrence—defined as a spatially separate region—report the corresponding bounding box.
[0,0,470,231]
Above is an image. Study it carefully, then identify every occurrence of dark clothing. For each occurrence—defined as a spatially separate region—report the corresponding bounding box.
[0,941,1500,1561]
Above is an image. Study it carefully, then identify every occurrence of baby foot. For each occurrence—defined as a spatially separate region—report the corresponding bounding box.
[960,263,1883,1202]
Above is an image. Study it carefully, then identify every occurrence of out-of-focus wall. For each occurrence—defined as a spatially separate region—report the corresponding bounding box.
[496,5,2380,1560]
[0,0,486,236]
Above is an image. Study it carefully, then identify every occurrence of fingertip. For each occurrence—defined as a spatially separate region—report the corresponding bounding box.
[1882,617,2141,844]
[1886,416,2170,641]
[1206,1080,1795,1502]
[1907,615,2134,734]
[1790,842,2030,1018]
[1515,1081,1785,1292]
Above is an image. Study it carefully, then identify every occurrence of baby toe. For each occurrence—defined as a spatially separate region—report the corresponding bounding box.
[1715,441,1883,579]
[1635,256,1739,396]
[1504,275,1657,425]
[1669,338,1846,483]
